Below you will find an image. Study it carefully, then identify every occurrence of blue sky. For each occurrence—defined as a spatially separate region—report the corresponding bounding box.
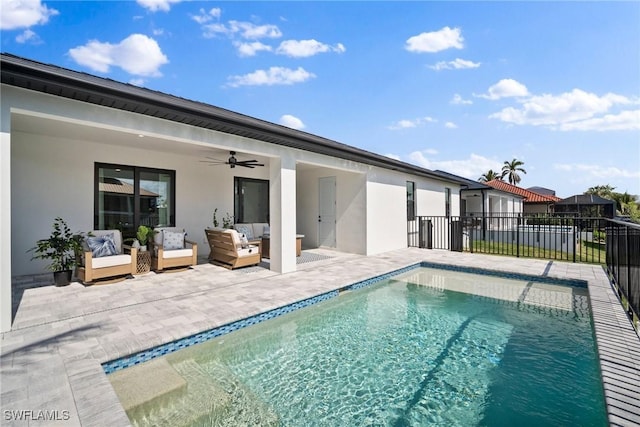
[2,0,639,197]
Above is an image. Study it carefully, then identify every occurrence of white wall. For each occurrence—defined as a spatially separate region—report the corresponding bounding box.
[366,169,460,255]
[296,166,366,254]
[1,105,11,332]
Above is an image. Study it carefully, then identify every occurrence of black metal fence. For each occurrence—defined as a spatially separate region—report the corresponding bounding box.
[408,214,639,330]
[408,215,607,264]
[606,219,640,330]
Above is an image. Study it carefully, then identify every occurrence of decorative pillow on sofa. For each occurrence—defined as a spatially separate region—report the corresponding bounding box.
[87,234,117,258]
[163,230,185,250]
[240,234,249,249]
[234,224,254,240]
[263,225,270,237]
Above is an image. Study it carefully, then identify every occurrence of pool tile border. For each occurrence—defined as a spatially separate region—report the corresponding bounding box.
[102,261,587,374]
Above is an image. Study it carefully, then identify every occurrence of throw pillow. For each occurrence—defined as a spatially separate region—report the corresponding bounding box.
[263,225,270,237]
[240,234,249,249]
[87,234,117,258]
[234,224,254,240]
[163,230,185,250]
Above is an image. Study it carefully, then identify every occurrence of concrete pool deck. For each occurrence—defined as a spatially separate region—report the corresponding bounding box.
[1,248,639,426]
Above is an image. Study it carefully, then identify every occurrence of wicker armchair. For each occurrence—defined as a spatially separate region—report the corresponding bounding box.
[76,230,137,284]
[150,227,197,272]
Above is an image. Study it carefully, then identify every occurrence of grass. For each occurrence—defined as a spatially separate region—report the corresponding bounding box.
[467,239,606,264]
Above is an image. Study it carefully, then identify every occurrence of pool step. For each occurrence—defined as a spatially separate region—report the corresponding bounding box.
[108,358,188,414]
[202,359,280,426]
[122,358,231,426]
[119,357,279,427]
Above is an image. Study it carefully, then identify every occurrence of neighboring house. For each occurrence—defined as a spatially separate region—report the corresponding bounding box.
[554,194,616,218]
[526,186,556,197]
[0,54,463,331]
[433,171,524,217]
[483,180,561,215]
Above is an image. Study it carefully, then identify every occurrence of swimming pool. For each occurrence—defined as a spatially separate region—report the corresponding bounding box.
[107,265,607,426]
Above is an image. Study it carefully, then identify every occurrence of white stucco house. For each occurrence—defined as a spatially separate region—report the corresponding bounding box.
[0,54,463,332]
[433,170,524,218]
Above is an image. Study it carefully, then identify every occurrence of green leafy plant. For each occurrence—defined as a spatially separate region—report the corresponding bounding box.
[136,225,155,246]
[213,209,234,228]
[222,212,234,229]
[213,208,219,227]
[29,217,84,272]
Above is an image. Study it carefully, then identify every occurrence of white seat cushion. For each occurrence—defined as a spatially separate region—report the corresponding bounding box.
[237,245,259,257]
[163,248,193,259]
[91,254,131,269]
[222,229,242,245]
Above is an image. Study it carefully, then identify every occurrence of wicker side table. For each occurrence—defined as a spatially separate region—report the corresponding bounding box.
[136,251,152,274]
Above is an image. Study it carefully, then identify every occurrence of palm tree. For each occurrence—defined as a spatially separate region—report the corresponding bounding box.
[478,169,502,182]
[585,184,616,200]
[501,158,526,185]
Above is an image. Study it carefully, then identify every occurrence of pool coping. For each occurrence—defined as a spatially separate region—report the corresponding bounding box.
[2,249,638,426]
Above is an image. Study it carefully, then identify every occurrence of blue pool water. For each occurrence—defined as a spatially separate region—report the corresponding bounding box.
[109,267,607,426]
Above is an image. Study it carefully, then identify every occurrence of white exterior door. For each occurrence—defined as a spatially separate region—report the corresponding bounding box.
[318,176,336,248]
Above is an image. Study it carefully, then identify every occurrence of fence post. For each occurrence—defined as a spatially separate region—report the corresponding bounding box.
[571,216,579,262]
[516,215,520,258]
[626,224,631,316]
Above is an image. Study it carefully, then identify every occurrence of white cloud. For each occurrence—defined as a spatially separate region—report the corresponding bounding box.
[558,110,640,131]
[279,114,305,130]
[275,39,345,57]
[478,78,529,100]
[387,116,436,130]
[553,163,640,179]
[226,66,315,87]
[234,41,272,57]
[445,121,458,129]
[136,0,182,12]
[205,20,282,39]
[16,28,40,43]
[68,34,169,76]
[408,152,502,178]
[405,26,463,53]
[384,153,401,161]
[152,28,164,36]
[1,0,58,30]
[429,58,480,71]
[451,94,472,105]
[490,89,635,130]
[191,8,221,24]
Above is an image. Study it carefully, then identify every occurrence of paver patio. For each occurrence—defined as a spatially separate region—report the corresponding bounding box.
[1,248,639,426]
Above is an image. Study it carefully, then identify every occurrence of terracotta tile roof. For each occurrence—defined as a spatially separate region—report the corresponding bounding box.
[484,180,562,203]
[99,181,159,197]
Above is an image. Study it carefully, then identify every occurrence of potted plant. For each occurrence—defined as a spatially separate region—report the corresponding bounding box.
[136,225,155,252]
[29,217,84,286]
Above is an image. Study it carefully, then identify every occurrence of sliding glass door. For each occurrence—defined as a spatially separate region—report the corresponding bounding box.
[95,163,175,238]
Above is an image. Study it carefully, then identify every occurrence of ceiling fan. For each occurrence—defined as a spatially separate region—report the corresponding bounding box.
[200,151,265,169]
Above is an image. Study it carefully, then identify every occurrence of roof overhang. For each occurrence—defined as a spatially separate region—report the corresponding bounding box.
[1,53,460,186]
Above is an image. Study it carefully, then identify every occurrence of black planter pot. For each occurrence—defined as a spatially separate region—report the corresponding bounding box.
[53,270,72,286]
